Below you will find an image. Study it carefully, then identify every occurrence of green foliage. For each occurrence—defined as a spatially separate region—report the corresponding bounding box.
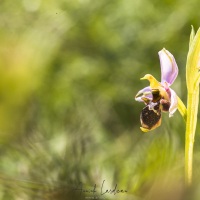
[0,0,200,199]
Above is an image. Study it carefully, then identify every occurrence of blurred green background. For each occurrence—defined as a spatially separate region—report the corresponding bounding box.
[1,0,200,199]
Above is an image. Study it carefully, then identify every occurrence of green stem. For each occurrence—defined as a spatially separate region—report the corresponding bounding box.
[185,90,199,185]
[177,95,187,122]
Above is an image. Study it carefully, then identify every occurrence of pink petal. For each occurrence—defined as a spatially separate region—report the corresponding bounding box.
[158,49,178,86]
[135,86,152,102]
[169,88,178,117]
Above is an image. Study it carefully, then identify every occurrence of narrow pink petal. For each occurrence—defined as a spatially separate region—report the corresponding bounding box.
[169,88,178,117]
[158,49,178,85]
[135,86,152,102]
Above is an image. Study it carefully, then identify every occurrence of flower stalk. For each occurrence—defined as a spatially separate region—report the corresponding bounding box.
[177,96,187,122]
[185,91,199,185]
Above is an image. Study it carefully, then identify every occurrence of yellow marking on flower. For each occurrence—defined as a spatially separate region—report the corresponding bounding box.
[140,120,161,132]
[140,127,150,132]
[140,74,161,88]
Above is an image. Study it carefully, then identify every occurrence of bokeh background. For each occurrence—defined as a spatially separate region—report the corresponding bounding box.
[1,0,200,199]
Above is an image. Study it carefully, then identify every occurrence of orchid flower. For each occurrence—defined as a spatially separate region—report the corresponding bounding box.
[134,27,200,185]
[135,48,179,132]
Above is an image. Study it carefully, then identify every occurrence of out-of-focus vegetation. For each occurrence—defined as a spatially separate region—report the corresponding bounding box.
[1,0,200,199]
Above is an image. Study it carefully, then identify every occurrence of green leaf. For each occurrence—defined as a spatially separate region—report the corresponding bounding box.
[186,27,200,92]
[189,26,195,48]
